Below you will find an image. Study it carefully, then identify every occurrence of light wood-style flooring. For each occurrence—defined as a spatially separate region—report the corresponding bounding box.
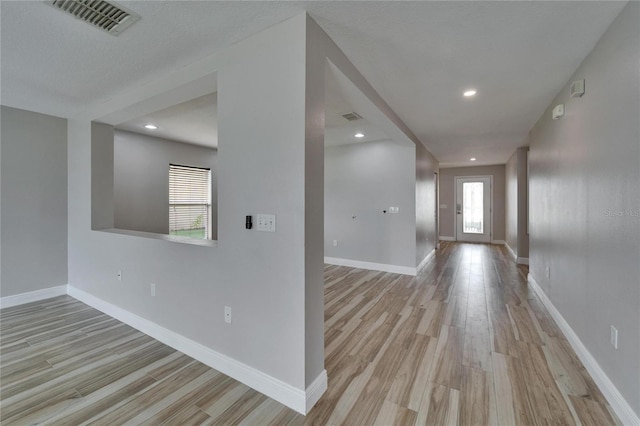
[1,242,619,425]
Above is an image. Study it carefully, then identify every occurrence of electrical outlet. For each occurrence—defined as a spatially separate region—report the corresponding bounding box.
[389,206,400,214]
[224,306,232,324]
[332,240,338,247]
[611,326,618,349]
[150,283,156,297]
[117,270,122,281]
[546,267,551,279]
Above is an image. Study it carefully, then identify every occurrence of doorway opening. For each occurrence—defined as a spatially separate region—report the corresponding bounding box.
[455,176,492,243]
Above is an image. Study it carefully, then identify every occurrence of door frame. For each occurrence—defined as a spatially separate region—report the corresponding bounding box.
[454,175,493,243]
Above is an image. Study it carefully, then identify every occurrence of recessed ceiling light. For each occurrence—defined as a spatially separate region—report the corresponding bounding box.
[470,157,477,161]
[354,132,365,138]
[144,124,158,130]
[463,90,477,97]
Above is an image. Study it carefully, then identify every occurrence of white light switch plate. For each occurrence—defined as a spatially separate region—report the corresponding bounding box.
[257,214,276,232]
[389,206,400,214]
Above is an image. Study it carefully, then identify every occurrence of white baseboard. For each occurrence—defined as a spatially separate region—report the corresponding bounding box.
[305,369,328,413]
[324,257,416,276]
[439,236,503,245]
[527,274,639,426]
[417,249,436,272]
[504,243,528,265]
[491,239,506,245]
[0,285,68,309]
[67,286,325,414]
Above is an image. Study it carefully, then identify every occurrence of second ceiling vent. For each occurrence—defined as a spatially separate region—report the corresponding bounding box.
[341,112,362,122]
[47,0,140,36]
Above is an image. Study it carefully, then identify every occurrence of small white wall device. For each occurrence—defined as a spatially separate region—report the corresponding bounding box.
[570,79,585,98]
[552,104,565,120]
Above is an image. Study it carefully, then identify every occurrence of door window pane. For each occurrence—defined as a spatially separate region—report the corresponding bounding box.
[463,182,483,234]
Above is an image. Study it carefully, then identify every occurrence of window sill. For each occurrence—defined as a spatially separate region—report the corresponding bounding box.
[97,228,218,247]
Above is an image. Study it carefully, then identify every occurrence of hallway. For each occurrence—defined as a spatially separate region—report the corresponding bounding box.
[308,242,617,424]
[0,243,618,424]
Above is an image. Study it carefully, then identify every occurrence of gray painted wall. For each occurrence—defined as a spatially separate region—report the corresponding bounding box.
[91,122,114,230]
[61,11,437,406]
[72,14,314,392]
[505,146,529,259]
[0,106,68,297]
[516,148,529,258]
[439,165,506,241]
[303,17,327,384]
[325,140,416,268]
[113,130,217,239]
[529,2,639,414]
[416,142,438,266]
[306,15,440,380]
[506,152,518,252]
[306,15,439,274]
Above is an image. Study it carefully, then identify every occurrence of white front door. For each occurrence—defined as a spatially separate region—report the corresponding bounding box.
[455,176,491,243]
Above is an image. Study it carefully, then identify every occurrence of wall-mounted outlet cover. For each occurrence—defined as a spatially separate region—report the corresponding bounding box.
[611,325,618,349]
[150,283,156,297]
[389,206,400,214]
[117,270,122,281]
[256,214,276,232]
[224,306,232,324]
[332,240,338,247]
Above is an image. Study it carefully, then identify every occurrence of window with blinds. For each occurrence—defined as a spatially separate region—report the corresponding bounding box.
[169,164,211,239]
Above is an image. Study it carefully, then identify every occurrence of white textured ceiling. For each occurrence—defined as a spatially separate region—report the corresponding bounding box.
[114,67,389,149]
[0,1,625,166]
[116,92,219,148]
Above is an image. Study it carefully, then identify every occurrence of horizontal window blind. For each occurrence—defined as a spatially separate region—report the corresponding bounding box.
[169,164,211,239]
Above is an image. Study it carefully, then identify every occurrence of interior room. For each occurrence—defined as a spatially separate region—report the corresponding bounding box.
[1,1,638,424]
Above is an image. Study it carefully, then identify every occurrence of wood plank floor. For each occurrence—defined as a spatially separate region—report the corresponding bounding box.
[0,242,620,425]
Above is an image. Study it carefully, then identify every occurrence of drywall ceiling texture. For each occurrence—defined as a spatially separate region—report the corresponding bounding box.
[0,1,627,166]
[117,92,218,149]
[529,2,639,418]
[0,107,68,297]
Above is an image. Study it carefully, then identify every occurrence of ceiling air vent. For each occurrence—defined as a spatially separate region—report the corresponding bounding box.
[47,0,140,36]
[341,112,362,122]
